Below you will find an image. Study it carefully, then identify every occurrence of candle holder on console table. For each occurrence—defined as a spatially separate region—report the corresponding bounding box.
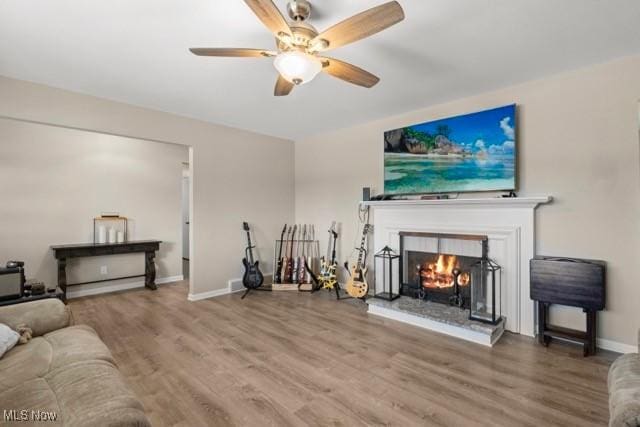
[93,214,128,244]
[469,256,502,325]
[374,246,401,301]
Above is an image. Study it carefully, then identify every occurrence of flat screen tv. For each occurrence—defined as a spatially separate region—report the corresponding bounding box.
[384,104,516,195]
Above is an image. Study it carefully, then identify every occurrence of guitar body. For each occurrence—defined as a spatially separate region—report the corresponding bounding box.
[318,258,338,290]
[285,258,294,283]
[298,255,306,284]
[292,257,299,284]
[345,263,369,298]
[242,258,264,289]
[274,259,283,284]
[280,256,288,283]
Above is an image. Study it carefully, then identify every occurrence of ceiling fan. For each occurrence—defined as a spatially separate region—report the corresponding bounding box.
[190,0,405,96]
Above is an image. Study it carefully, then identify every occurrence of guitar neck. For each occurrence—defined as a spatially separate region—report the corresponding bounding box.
[330,234,337,264]
[277,230,286,259]
[289,229,296,258]
[246,231,254,264]
[356,228,368,268]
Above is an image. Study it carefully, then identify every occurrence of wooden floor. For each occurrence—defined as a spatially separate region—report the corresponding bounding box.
[69,281,615,427]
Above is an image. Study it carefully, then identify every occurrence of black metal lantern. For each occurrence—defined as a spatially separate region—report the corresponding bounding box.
[374,246,401,301]
[470,257,502,324]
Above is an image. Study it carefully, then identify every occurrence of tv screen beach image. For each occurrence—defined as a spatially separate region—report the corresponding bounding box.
[384,104,516,195]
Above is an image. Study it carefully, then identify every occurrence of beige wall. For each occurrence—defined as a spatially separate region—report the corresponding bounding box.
[0,76,295,298]
[0,118,187,293]
[295,55,640,348]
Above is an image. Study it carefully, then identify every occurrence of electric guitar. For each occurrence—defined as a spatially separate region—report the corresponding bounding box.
[344,224,371,299]
[320,222,338,290]
[274,224,287,284]
[305,224,315,284]
[305,222,338,291]
[241,222,264,290]
[285,224,297,283]
[298,224,307,284]
[292,225,300,284]
[280,225,292,284]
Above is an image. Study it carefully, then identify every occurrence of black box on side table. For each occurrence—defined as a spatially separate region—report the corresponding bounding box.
[530,256,606,356]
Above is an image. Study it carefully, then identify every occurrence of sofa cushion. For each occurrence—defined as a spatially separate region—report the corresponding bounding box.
[609,353,640,427]
[0,361,150,427]
[0,377,61,426]
[0,336,52,390]
[45,360,150,427]
[45,325,115,370]
[0,299,71,337]
[0,325,115,391]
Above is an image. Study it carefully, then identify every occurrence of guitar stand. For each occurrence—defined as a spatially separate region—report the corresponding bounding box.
[240,286,271,300]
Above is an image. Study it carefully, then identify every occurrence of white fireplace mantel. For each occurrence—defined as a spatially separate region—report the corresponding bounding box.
[363,195,552,339]
[363,196,552,209]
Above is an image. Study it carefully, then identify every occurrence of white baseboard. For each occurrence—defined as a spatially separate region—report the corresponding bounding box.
[189,273,274,302]
[597,338,637,354]
[66,275,184,299]
[228,278,245,294]
[188,287,231,301]
[229,273,273,294]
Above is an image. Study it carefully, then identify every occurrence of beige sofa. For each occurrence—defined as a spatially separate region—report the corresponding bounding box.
[0,299,150,427]
[608,330,640,427]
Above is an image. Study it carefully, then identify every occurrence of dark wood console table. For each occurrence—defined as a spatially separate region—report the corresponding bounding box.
[51,240,161,300]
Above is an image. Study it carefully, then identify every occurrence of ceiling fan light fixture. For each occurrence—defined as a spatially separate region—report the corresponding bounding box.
[273,51,322,85]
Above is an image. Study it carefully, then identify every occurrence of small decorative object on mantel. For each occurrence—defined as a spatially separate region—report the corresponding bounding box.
[93,213,127,244]
[470,256,502,324]
[374,246,401,301]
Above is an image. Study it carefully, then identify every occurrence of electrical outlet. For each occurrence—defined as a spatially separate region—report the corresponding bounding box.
[100,266,108,275]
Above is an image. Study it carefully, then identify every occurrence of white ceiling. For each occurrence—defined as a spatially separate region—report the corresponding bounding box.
[1,1,640,140]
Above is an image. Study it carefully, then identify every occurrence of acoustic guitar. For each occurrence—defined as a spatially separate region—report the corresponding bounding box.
[274,224,287,284]
[241,222,264,291]
[344,224,371,299]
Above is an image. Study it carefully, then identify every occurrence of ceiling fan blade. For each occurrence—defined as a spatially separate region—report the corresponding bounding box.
[189,48,275,58]
[244,0,293,39]
[320,57,380,88]
[274,75,294,96]
[310,1,404,52]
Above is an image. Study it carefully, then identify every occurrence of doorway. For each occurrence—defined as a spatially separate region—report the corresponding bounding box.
[182,163,190,280]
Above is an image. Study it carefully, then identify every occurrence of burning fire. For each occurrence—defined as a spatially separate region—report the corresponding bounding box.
[418,255,470,289]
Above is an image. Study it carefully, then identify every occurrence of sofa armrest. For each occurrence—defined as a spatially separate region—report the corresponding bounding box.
[0,299,71,336]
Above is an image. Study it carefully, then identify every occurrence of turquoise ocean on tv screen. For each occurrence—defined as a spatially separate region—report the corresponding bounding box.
[384,104,516,194]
